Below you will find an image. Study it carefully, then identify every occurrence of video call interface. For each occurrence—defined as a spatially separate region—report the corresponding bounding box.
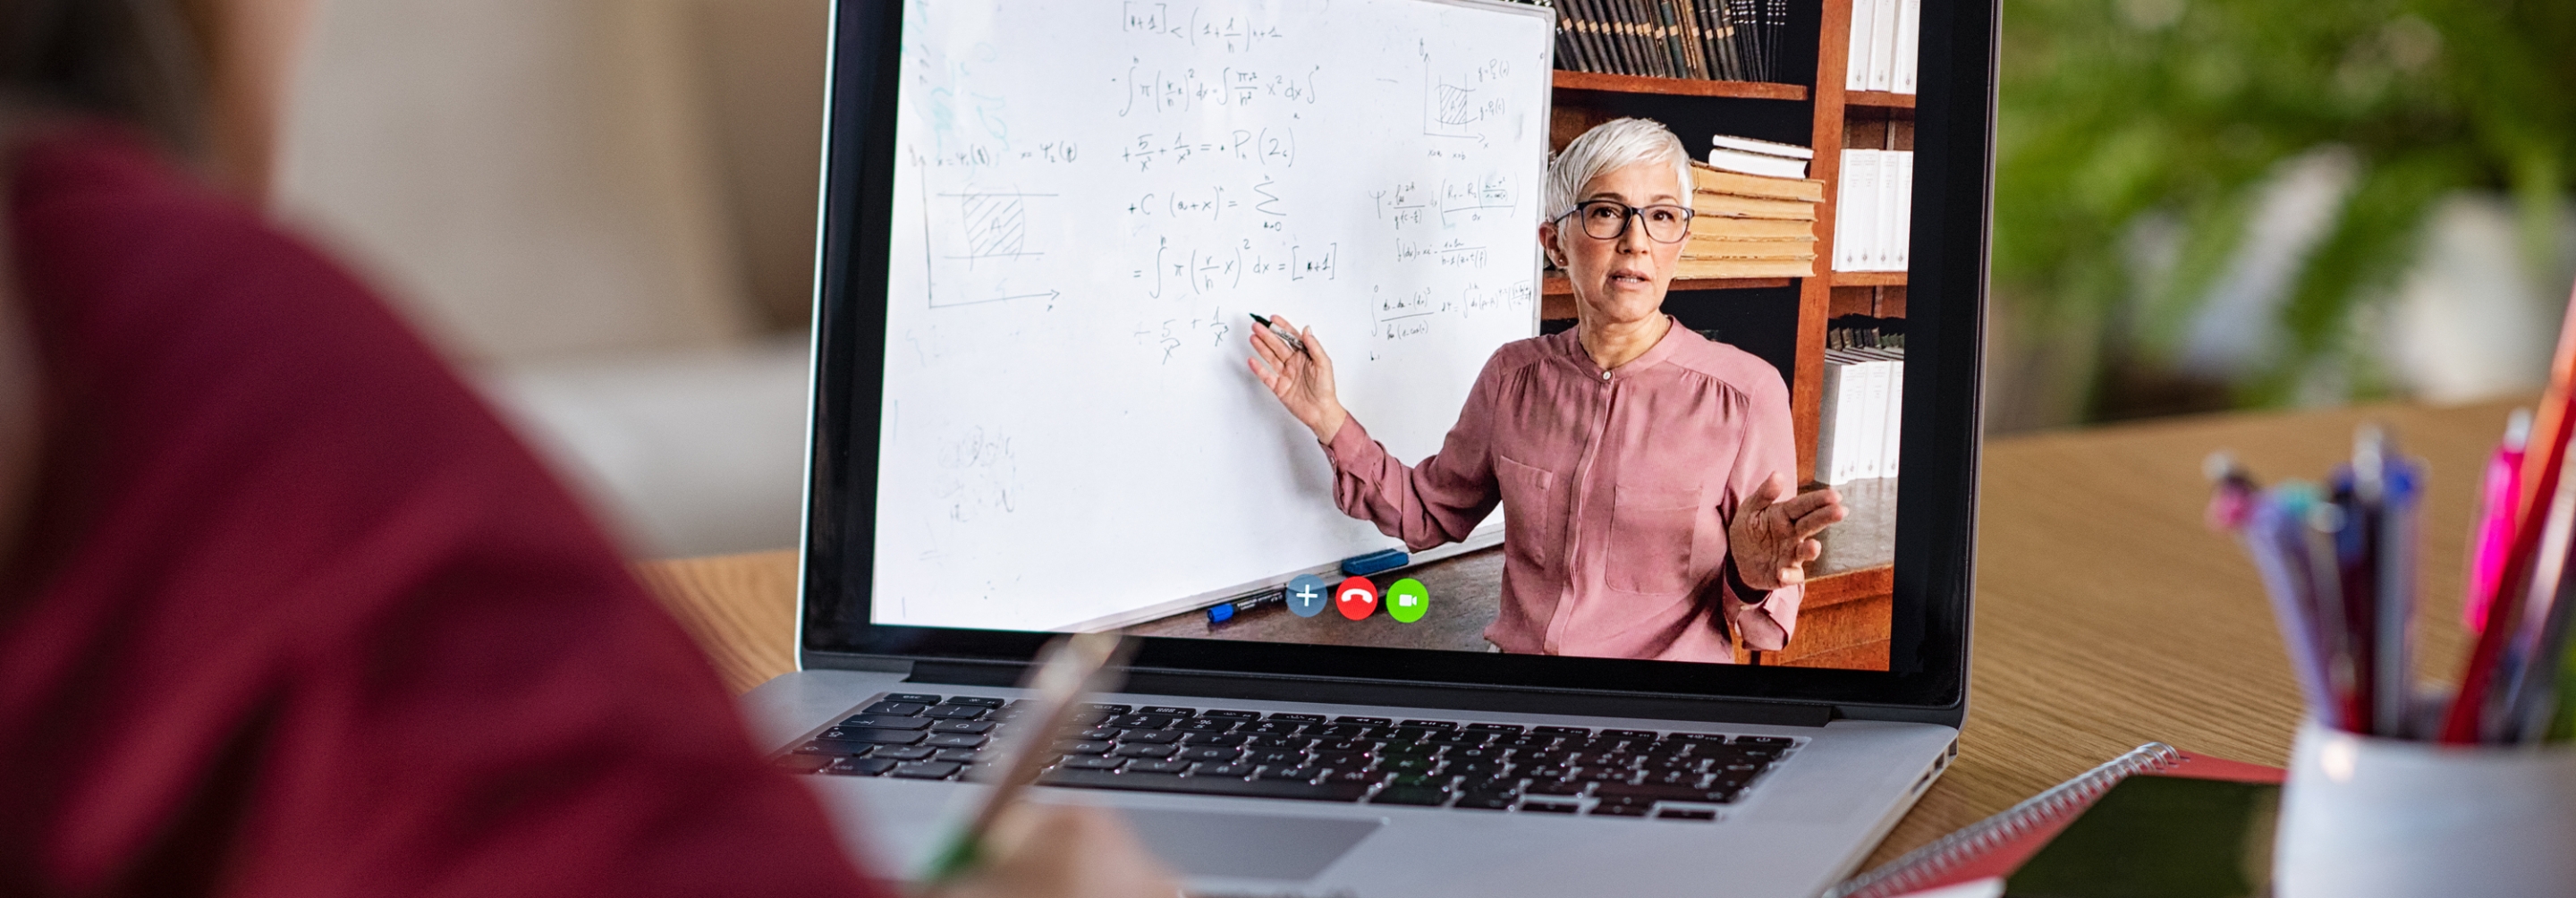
[863,0,1912,672]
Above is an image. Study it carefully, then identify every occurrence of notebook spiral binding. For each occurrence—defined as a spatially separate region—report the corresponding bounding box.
[1822,741,2185,898]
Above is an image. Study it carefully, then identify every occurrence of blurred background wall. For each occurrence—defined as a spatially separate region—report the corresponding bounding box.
[275,0,829,556]
[1987,0,2576,433]
[262,0,2576,556]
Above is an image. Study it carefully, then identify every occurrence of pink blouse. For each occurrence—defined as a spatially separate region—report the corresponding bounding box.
[1325,321,1802,662]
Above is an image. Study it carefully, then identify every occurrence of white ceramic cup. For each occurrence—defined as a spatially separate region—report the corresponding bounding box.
[2274,720,2576,897]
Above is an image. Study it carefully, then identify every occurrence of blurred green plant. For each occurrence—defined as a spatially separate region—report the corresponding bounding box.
[1993,0,2575,416]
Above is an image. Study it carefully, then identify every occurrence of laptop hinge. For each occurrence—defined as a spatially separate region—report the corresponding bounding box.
[904,661,1835,727]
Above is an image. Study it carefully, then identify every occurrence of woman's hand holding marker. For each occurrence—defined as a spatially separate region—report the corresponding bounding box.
[1248,313,1349,444]
[1729,472,1848,591]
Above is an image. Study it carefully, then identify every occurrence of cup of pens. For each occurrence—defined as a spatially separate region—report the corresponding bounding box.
[2209,417,2576,898]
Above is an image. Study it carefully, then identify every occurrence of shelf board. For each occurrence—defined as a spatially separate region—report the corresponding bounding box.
[1830,271,1908,287]
[1551,71,1809,101]
[1844,89,1917,109]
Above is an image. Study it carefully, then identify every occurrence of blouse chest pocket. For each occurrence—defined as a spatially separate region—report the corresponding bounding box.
[1494,454,1557,574]
[1606,480,1705,595]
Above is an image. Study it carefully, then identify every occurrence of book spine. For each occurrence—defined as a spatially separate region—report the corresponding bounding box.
[1817,356,1847,484]
[1874,148,1903,271]
[1894,0,1922,93]
[1881,352,1904,478]
[1765,0,1784,82]
[1845,0,1876,91]
[1893,150,1913,270]
[1867,0,1898,91]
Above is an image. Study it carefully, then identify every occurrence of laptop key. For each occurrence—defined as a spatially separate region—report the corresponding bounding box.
[1590,802,1653,817]
[1735,736,1794,748]
[775,754,834,774]
[1656,808,1720,821]
[1531,726,1589,737]
[1257,766,1321,782]
[1126,760,1191,775]
[818,728,927,746]
[1519,801,1580,814]
[924,706,988,720]
[934,749,982,763]
[1267,713,1326,723]
[1059,756,1124,770]
[1137,706,1195,716]
[891,761,963,780]
[930,720,996,734]
[1371,786,1451,806]
[1596,784,1741,804]
[873,746,936,761]
[1060,741,1114,755]
[1199,709,1261,720]
[927,733,988,749]
[1180,747,1241,763]
[860,701,927,716]
[828,758,900,776]
[883,693,943,705]
[1333,716,1393,726]
[1192,763,1255,777]
[1453,793,1514,810]
[946,697,1006,707]
[840,716,931,731]
[1180,733,1248,747]
[1113,743,1179,758]
[1038,767,1369,802]
[1118,730,1182,744]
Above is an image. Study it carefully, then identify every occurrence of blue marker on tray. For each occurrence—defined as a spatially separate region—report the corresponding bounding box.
[1341,548,1410,577]
[1208,590,1286,625]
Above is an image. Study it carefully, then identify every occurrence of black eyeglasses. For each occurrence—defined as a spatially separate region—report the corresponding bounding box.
[1551,199,1696,244]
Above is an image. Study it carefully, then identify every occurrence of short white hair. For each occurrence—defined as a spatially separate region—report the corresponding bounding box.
[1545,117,1694,224]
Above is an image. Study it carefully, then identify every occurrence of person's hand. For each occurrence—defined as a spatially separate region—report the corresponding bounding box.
[923,803,1181,898]
[1727,472,1847,591]
[1246,314,1348,443]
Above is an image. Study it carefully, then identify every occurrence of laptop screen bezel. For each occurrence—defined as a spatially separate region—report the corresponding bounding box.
[797,0,1993,716]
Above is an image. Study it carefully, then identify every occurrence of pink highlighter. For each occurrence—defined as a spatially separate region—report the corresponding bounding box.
[2466,410,2534,632]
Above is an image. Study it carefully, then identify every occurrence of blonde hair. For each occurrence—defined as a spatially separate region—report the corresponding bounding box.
[1544,117,1693,224]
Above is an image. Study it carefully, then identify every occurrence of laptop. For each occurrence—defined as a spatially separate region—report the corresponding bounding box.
[745,0,1996,894]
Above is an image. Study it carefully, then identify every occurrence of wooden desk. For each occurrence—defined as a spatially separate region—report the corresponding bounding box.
[635,397,2517,870]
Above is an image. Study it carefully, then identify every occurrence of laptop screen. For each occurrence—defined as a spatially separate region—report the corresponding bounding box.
[809,0,1986,703]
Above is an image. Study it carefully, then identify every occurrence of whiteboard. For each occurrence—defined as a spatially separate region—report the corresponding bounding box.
[872,0,1554,631]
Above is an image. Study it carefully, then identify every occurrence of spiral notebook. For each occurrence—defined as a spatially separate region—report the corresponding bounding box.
[1825,742,2288,898]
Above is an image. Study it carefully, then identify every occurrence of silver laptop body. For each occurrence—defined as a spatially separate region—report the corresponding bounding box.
[760,0,1998,894]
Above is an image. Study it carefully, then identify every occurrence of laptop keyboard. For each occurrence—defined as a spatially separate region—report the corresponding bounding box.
[775,693,1801,820]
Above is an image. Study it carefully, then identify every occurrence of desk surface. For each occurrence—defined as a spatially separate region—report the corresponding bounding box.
[635,397,2515,871]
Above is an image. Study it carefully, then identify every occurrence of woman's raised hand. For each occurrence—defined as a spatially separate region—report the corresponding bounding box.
[1246,314,1348,444]
[1727,472,1848,591]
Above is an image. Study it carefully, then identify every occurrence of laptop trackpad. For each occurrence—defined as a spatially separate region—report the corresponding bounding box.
[1118,809,1381,881]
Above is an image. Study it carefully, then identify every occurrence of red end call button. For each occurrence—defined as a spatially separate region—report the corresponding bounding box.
[1335,577,1379,621]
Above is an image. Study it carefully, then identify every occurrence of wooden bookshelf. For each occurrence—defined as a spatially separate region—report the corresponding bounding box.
[1546,1,1909,668]
[1830,270,1908,287]
[1550,71,1809,100]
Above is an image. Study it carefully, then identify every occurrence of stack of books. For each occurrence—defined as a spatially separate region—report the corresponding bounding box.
[1832,148,1913,273]
[1552,0,1790,82]
[1681,135,1820,279]
[1843,0,1921,95]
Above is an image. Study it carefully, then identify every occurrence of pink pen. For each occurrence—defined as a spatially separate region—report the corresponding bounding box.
[2466,409,2534,632]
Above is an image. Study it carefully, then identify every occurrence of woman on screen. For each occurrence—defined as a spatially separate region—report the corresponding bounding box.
[1247,117,1844,663]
